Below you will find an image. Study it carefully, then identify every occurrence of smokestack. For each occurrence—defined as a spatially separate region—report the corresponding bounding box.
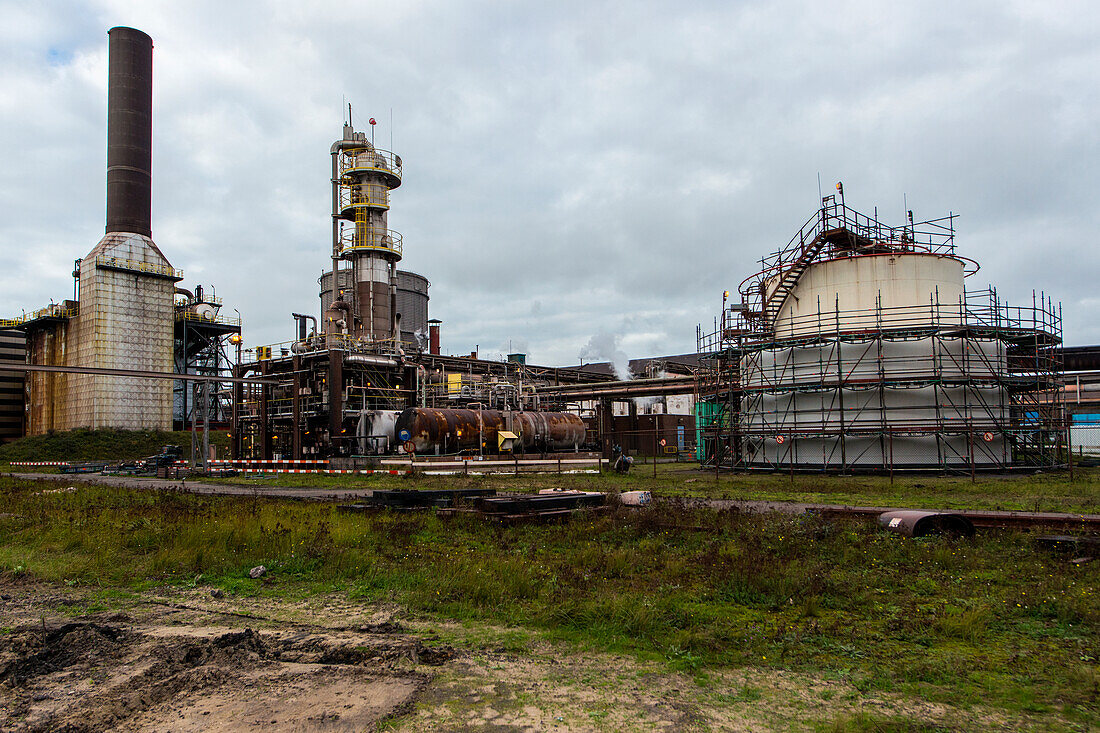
[428,319,441,355]
[105,26,153,237]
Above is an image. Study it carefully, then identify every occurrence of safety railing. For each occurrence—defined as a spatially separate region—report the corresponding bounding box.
[339,184,390,212]
[339,226,402,257]
[96,255,183,280]
[339,146,402,182]
[699,288,1062,352]
[752,202,958,289]
[175,295,224,306]
[175,310,242,326]
[0,304,79,328]
[245,333,412,362]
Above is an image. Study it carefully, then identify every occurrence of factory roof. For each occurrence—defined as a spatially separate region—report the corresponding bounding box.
[567,353,704,378]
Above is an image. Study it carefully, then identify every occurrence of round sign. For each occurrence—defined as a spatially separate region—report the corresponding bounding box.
[403,440,416,454]
[398,429,411,441]
[659,438,667,447]
[982,432,994,443]
[775,435,786,445]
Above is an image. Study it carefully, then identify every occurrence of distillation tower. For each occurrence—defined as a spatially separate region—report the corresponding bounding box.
[327,119,404,343]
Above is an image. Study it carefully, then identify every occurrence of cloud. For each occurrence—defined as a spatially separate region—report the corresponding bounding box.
[1,0,1098,365]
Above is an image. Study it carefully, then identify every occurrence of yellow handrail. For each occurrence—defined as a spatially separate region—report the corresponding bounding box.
[175,311,242,326]
[0,304,79,328]
[339,146,402,181]
[96,255,183,279]
[339,226,403,257]
[339,184,390,211]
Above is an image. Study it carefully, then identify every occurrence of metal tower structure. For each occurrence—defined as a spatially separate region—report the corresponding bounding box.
[329,114,403,344]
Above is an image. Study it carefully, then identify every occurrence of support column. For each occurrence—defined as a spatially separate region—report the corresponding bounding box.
[292,354,301,460]
[259,361,271,460]
[328,350,343,455]
[231,363,242,459]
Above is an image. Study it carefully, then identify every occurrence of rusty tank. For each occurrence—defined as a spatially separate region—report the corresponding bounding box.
[394,408,586,454]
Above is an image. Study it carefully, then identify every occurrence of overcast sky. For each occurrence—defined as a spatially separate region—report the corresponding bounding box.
[1,1,1097,366]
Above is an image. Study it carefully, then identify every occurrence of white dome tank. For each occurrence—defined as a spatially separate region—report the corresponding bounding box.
[771,252,965,337]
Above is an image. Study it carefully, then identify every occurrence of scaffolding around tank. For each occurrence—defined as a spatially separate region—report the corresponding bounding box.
[696,193,1067,472]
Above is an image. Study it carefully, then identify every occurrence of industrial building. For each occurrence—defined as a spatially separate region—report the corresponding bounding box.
[232,117,616,461]
[696,191,1067,471]
[2,27,240,435]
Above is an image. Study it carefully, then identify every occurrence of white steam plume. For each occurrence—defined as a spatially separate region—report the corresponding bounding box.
[579,331,632,381]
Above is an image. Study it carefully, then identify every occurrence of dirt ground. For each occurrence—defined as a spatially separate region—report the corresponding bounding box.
[0,582,1054,732]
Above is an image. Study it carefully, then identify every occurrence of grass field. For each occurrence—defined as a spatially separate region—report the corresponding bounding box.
[188,461,1100,514]
[1,473,1097,729]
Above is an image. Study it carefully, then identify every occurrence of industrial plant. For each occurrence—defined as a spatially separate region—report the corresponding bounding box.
[1,27,240,440]
[0,26,1087,474]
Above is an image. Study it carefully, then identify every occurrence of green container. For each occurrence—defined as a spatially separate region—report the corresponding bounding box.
[694,400,723,462]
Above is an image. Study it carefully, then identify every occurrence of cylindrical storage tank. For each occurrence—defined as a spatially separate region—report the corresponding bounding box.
[319,269,353,318]
[395,270,429,348]
[396,408,506,454]
[511,411,586,451]
[772,253,965,338]
[320,265,393,339]
[395,408,586,454]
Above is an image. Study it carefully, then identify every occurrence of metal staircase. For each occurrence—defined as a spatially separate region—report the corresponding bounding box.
[739,195,944,334]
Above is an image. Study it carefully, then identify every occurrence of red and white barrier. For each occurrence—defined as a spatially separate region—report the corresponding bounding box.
[10,461,70,466]
[174,459,329,466]
[237,468,408,475]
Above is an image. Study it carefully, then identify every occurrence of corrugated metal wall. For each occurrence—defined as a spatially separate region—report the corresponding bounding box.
[321,268,429,348]
[0,328,25,442]
[395,270,429,346]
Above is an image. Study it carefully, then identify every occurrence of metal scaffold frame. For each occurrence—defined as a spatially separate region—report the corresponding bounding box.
[173,292,242,431]
[696,198,1067,473]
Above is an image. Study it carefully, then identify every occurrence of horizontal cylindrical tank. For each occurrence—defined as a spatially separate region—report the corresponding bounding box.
[395,408,586,454]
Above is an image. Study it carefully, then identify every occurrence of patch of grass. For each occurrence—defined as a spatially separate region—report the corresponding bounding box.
[0,428,228,463]
[713,685,763,704]
[816,712,954,732]
[1,474,1098,724]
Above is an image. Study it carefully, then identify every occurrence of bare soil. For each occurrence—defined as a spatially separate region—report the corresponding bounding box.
[0,583,1059,732]
[0,584,439,732]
